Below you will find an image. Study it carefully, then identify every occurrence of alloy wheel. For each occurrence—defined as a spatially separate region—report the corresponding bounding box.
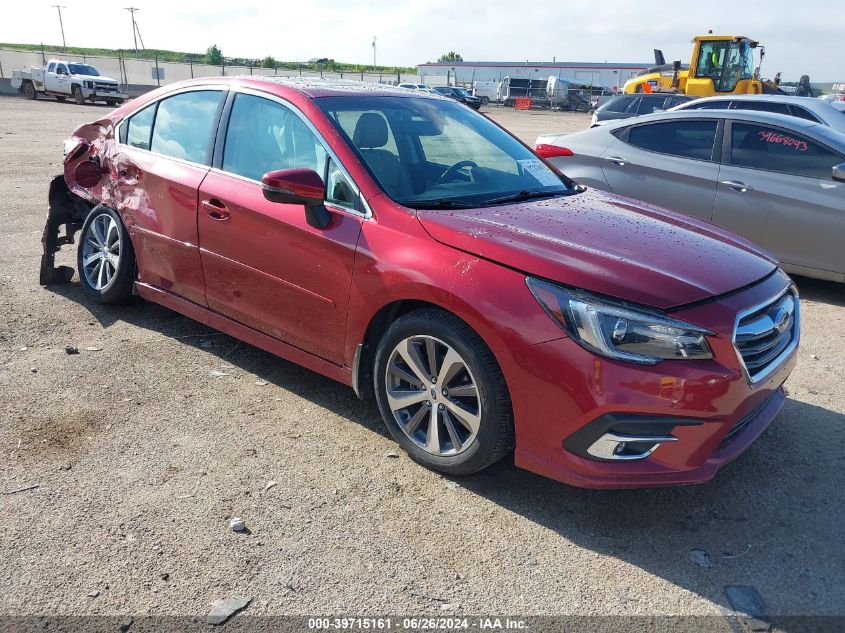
[384,335,482,456]
[81,213,121,290]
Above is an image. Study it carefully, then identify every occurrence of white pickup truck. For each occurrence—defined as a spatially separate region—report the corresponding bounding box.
[11,59,127,105]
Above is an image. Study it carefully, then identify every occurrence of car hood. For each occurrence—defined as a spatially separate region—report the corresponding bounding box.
[74,75,118,83]
[416,189,777,310]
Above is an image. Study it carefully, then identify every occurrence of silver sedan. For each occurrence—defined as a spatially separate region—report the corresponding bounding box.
[536,110,845,282]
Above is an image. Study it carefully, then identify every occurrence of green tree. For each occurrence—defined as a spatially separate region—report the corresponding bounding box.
[261,55,277,69]
[437,51,463,63]
[206,44,223,65]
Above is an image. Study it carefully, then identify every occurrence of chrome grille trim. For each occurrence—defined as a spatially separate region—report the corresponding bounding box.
[733,285,799,384]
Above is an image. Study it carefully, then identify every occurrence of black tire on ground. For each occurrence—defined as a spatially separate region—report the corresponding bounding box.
[56,95,66,102]
[72,85,84,105]
[480,96,490,105]
[373,308,514,476]
[22,82,36,100]
[77,205,137,304]
[106,99,118,107]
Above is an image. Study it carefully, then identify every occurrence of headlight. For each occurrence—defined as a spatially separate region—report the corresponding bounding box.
[527,278,713,364]
[85,80,94,89]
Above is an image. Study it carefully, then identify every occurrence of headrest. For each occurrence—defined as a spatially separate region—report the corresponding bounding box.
[353,112,389,149]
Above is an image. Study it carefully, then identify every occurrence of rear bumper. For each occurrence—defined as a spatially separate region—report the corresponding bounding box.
[501,271,797,489]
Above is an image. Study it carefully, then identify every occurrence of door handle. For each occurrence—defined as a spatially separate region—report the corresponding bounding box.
[720,180,754,193]
[605,156,628,166]
[201,199,231,221]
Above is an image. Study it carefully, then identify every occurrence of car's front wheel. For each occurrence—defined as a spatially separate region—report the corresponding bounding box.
[73,86,84,105]
[374,309,514,475]
[77,206,136,303]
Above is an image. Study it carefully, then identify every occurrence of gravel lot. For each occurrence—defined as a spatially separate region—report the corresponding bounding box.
[1,97,843,626]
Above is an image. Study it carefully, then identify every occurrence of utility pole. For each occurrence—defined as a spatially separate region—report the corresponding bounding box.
[125,7,140,56]
[372,35,376,70]
[52,5,67,51]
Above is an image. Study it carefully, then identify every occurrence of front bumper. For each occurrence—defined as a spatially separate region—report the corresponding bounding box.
[81,87,127,101]
[502,271,797,488]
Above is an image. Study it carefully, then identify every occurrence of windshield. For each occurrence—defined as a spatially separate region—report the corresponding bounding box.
[68,64,100,76]
[316,96,572,208]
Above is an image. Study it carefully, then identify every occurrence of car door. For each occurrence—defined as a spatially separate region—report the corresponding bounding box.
[113,87,227,306]
[712,120,845,277]
[598,118,722,220]
[50,63,70,93]
[197,91,364,363]
[44,62,59,92]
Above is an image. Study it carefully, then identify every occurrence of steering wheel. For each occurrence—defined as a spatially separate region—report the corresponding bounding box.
[435,160,479,186]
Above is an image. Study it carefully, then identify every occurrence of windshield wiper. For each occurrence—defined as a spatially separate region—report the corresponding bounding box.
[482,190,571,206]
[402,198,478,210]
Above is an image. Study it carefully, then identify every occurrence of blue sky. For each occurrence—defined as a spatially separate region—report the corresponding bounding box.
[2,0,840,80]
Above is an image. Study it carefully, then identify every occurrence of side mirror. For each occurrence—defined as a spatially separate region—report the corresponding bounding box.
[833,163,845,183]
[261,168,331,229]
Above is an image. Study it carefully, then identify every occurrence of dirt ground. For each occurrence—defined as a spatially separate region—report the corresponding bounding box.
[1,97,843,625]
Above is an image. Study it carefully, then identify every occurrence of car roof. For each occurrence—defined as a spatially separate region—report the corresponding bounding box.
[596,108,845,147]
[689,94,828,108]
[158,76,451,100]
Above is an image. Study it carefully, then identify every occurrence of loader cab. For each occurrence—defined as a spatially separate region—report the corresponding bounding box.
[687,36,760,96]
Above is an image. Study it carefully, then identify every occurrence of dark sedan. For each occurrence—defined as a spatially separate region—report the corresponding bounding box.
[433,86,481,109]
[591,93,694,127]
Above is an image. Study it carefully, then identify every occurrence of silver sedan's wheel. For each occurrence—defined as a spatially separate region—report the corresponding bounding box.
[81,213,121,291]
[384,335,482,456]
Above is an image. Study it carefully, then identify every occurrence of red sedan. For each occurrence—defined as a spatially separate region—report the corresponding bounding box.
[41,77,799,488]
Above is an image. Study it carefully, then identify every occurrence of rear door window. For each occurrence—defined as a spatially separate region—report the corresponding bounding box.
[600,95,637,113]
[636,97,663,115]
[625,120,719,160]
[731,101,791,116]
[729,122,844,179]
[150,90,224,164]
[667,96,691,108]
[683,100,731,110]
[788,105,822,123]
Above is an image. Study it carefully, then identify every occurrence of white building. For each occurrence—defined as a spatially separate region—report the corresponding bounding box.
[418,60,651,91]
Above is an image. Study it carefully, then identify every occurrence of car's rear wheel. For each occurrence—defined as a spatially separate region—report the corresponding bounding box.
[22,82,36,100]
[106,99,117,106]
[77,206,136,304]
[480,96,489,105]
[73,86,84,105]
[56,95,66,102]
[373,309,514,475]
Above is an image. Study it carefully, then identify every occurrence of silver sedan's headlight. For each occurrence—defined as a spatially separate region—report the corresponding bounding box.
[527,278,713,364]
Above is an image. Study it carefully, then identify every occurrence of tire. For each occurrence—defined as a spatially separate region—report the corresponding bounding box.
[480,96,489,105]
[72,85,84,105]
[56,95,66,102]
[106,99,117,107]
[77,205,136,304]
[373,308,514,475]
[22,81,36,100]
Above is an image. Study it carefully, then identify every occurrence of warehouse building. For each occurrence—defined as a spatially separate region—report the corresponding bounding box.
[417,60,651,91]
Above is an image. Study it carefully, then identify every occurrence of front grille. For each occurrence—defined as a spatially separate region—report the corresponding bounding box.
[734,286,799,383]
[94,82,118,93]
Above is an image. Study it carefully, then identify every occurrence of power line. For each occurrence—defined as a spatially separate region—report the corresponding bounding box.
[52,5,67,51]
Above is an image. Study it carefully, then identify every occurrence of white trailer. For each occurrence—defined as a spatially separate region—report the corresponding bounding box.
[471,81,498,105]
[11,59,127,105]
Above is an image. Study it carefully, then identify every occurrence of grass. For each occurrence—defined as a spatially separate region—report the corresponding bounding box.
[0,42,417,74]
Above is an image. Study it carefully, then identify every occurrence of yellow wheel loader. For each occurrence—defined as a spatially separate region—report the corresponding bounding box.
[622,34,784,96]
